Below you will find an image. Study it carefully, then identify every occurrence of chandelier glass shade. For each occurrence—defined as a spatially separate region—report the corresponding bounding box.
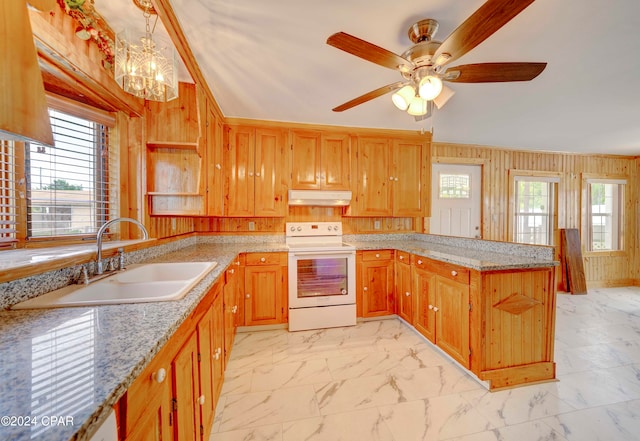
[418,75,443,101]
[114,3,178,102]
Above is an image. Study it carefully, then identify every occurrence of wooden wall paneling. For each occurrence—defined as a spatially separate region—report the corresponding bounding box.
[29,5,144,116]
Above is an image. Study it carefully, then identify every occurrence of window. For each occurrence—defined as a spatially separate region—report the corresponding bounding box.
[510,172,559,246]
[0,140,18,247]
[439,173,470,198]
[26,107,111,238]
[586,179,625,251]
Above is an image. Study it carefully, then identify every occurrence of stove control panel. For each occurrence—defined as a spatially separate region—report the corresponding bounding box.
[286,222,343,237]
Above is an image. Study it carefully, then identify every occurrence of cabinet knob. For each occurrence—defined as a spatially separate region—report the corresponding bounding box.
[375,253,380,258]
[215,163,221,170]
[433,306,439,312]
[260,257,266,262]
[230,268,235,274]
[405,291,410,297]
[232,305,238,313]
[246,293,251,298]
[153,368,166,384]
[199,395,206,405]
[417,259,423,265]
[399,255,404,260]
[428,304,433,310]
[451,270,457,276]
[389,176,394,181]
[395,177,399,181]
[214,347,222,360]
[249,172,254,177]
[363,287,368,291]
[256,172,261,177]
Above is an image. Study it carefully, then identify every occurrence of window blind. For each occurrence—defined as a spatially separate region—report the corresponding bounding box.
[27,109,111,238]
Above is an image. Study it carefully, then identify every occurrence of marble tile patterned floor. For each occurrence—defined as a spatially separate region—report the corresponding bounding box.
[209,287,640,441]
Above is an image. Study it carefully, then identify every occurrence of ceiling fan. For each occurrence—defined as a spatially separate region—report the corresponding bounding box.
[326,0,547,120]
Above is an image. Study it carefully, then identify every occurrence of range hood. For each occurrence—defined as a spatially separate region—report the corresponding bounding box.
[288,190,352,206]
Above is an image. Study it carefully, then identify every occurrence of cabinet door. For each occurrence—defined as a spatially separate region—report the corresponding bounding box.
[392,138,425,216]
[321,133,351,190]
[196,308,215,438]
[413,267,436,343]
[125,366,173,441]
[254,128,287,216]
[355,137,392,216]
[224,125,255,216]
[223,267,239,366]
[172,333,201,441]
[395,255,412,323]
[211,291,225,402]
[244,264,284,325]
[206,107,224,216]
[291,130,321,189]
[360,257,395,317]
[436,276,470,369]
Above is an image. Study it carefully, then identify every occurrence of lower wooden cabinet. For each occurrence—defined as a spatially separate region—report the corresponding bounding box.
[120,278,226,441]
[412,255,470,369]
[357,250,395,317]
[243,252,287,326]
[395,251,412,324]
[223,258,242,365]
[172,333,201,441]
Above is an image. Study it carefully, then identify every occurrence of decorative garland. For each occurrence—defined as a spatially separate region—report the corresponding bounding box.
[55,0,115,69]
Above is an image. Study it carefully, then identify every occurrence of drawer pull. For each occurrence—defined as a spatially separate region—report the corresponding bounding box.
[375,253,380,258]
[260,257,266,262]
[399,255,404,260]
[229,268,235,274]
[417,259,423,265]
[451,270,458,277]
[153,368,166,384]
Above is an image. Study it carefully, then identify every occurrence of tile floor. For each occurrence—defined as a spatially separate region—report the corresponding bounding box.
[210,287,640,440]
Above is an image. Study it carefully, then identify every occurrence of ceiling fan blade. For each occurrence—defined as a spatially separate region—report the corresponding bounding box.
[332,82,406,112]
[433,0,537,67]
[443,62,546,83]
[327,32,413,72]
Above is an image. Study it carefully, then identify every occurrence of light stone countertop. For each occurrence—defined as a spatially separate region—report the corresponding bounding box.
[0,234,556,440]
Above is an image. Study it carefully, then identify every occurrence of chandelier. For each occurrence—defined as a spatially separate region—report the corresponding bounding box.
[114,0,178,102]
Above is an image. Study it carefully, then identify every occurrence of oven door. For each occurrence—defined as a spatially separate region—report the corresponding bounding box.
[288,250,356,309]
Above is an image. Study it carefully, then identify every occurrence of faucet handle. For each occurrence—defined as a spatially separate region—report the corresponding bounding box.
[118,248,126,271]
[78,265,90,285]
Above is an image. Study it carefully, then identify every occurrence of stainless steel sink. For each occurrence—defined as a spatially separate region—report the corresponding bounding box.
[12,262,218,309]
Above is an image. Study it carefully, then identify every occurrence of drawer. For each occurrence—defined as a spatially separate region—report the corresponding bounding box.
[244,252,285,266]
[395,250,410,264]
[411,255,470,284]
[362,249,393,261]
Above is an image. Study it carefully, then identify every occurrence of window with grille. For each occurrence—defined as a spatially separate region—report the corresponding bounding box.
[439,173,470,198]
[586,179,625,251]
[26,108,110,238]
[513,176,558,246]
[0,140,19,247]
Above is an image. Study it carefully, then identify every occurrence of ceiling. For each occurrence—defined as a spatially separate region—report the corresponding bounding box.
[97,0,640,156]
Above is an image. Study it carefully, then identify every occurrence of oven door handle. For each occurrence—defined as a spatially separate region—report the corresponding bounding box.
[289,250,355,257]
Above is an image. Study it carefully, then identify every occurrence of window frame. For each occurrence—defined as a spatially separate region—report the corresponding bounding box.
[508,170,561,246]
[582,174,626,254]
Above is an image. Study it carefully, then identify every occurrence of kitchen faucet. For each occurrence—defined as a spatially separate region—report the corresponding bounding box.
[96,217,149,275]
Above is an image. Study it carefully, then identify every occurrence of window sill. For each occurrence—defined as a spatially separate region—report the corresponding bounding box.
[0,239,156,284]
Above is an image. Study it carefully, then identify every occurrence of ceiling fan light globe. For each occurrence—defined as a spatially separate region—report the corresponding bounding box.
[391,85,415,110]
[418,75,443,100]
[407,96,428,116]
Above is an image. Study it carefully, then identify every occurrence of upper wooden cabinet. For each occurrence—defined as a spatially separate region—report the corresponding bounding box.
[145,83,208,216]
[352,134,430,217]
[290,130,351,190]
[224,125,288,217]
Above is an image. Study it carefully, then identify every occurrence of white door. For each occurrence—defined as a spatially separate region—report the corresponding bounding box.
[430,164,482,238]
